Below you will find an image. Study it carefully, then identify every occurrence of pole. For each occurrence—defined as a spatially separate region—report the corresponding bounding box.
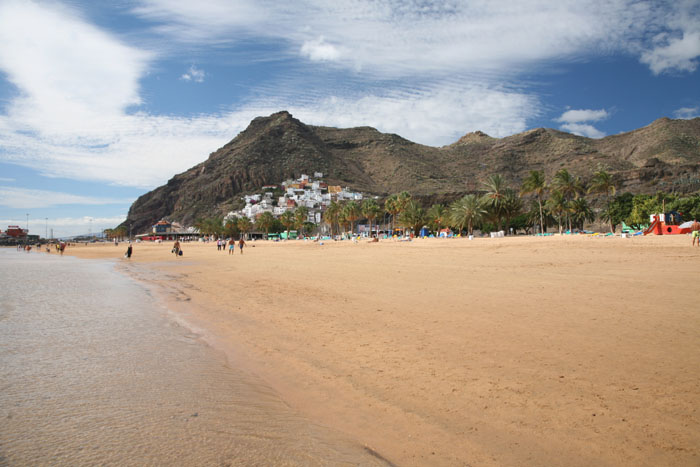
[45,218,48,240]
[26,213,29,233]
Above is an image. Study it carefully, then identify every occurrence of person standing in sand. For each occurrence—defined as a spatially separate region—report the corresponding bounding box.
[173,240,181,256]
[126,244,133,259]
[238,237,245,254]
[228,238,235,255]
[692,228,699,246]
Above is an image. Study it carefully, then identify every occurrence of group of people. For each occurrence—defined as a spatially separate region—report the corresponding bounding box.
[170,237,245,257]
[214,237,246,254]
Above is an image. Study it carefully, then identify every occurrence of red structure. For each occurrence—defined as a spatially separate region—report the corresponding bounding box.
[5,226,27,238]
[643,213,693,235]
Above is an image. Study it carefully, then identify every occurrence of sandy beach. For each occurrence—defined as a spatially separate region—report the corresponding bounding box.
[63,235,699,466]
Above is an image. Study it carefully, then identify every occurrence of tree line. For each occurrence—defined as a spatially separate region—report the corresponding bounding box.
[194,168,700,238]
[195,206,315,239]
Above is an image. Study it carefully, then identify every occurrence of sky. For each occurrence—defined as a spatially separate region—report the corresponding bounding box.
[0,0,699,237]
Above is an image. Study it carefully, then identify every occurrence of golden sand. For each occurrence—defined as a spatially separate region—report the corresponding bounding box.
[65,235,699,466]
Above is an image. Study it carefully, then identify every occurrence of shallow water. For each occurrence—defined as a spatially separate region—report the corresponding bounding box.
[0,250,386,466]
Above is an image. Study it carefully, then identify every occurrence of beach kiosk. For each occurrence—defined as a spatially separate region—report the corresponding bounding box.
[643,212,695,235]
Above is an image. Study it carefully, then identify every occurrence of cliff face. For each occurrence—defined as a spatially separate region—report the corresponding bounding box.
[125,111,700,233]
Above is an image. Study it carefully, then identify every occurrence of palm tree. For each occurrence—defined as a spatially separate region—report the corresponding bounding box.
[545,190,567,234]
[280,210,296,239]
[570,198,596,230]
[501,188,523,234]
[194,218,208,236]
[396,191,412,213]
[343,201,362,235]
[323,201,341,237]
[295,206,310,236]
[114,225,127,241]
[426,204,448,237]
[338,209,350,236]
[552,169,583,232]
[255,212,275,238]
[588,167,618,232]
[224,217,239,238]
[362,199,382,237]
[398,200,425,235]
[236,217,252,240]
[384,194,400,232]
[450,194,487,235]
[521,170,548,234]
[482,174,507,231]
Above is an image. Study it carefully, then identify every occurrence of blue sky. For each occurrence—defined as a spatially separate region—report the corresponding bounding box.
[0,0,699,237]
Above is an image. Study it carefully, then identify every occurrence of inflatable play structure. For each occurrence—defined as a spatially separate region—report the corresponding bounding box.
[643,212,698,235]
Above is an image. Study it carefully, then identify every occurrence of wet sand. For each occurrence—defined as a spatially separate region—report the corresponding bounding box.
[0,250,388,466]
[64,235,700,466]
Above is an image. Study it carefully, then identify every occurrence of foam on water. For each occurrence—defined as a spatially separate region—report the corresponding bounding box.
[0,249,387,466]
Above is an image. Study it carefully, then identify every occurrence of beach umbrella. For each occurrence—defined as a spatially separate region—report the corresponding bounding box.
[679,220,700,231]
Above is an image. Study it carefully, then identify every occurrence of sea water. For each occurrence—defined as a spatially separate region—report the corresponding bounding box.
[0,249,386,466]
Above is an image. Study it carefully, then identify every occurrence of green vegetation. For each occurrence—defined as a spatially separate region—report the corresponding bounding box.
[450,194,486,235]
[397,200,425,234]
[163,169,700,240]
[343,201,362,235]
[255,211,275,237]
[361,199,382,237]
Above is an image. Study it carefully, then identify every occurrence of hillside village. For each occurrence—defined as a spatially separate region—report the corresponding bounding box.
[226,172,365,225]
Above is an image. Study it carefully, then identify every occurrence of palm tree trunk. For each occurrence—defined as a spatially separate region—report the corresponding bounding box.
[538,197,544,234]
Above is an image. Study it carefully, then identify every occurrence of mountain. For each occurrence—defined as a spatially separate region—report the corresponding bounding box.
[124,111,700,234]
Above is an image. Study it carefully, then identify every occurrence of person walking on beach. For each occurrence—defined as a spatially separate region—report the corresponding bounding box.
[173,240,181,257]
[228,238,235,255]
[238,237,245,254]
[126,244,133,259]
[692,228,700,247]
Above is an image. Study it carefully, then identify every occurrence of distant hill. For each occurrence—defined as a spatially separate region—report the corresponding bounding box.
[124,111,700,234]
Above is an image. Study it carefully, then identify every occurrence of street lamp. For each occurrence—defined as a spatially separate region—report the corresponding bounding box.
[26,213,29,233]
[45,218,48,240]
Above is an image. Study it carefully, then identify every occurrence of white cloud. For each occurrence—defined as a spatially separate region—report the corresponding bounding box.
[559,123,606,139]
[0,177,15,182]
[131,0,699,77]
[556,108,608,138]
[0,0,150,132]
[0,1,231,187]
[673,106,699,119]
[180,65,206,82]
[0,186,133,209]
[285,85,537,143]
[300,37,341,62]
[1,0,696,193]
[641,31,700,74]
[556,109,609,123]
[0,215,127,238]
[0,1,538,187]
[639,0,700,75]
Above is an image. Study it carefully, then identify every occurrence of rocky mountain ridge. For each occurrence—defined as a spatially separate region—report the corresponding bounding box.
[125,111,700,233]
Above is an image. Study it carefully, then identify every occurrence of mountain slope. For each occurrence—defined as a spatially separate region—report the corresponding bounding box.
[125,111,700,233]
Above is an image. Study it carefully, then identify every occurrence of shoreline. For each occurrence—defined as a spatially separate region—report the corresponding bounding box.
[1,249,389,465]
[59,236,700,466]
